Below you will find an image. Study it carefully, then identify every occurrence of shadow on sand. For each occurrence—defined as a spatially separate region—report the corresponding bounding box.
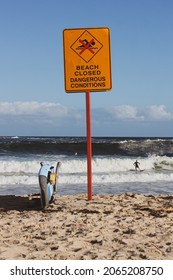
[0,193,41,212]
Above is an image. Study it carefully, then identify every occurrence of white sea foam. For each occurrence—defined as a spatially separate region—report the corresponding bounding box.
[0,154,173,194]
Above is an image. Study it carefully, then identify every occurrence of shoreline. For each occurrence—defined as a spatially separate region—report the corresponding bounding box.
[0,192,173,260]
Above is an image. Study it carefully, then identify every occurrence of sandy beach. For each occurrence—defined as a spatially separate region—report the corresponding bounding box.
[0,192,173,260]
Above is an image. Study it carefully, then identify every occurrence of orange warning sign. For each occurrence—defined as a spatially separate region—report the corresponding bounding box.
[63,27,112,93]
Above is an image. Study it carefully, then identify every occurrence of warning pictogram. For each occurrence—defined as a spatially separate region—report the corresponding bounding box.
[71,30,103,63]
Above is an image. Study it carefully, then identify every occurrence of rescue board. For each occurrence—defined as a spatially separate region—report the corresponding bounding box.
[54,161,61,193]
[38,161,61,209]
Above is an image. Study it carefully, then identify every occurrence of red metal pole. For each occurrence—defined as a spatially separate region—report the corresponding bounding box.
[85,91,92,200]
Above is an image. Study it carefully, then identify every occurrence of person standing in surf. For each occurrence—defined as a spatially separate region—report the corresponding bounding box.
[133,160,140,171]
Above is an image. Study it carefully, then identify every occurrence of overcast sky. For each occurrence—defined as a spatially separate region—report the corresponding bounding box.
[0,0,173,137]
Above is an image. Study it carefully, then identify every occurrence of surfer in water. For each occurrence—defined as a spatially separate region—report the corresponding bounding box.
[133,160,140,171]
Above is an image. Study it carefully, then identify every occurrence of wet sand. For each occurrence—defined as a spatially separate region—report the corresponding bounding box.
[0,192,173,260]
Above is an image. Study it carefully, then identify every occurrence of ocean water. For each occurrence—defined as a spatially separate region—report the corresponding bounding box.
[0,136,173,196]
